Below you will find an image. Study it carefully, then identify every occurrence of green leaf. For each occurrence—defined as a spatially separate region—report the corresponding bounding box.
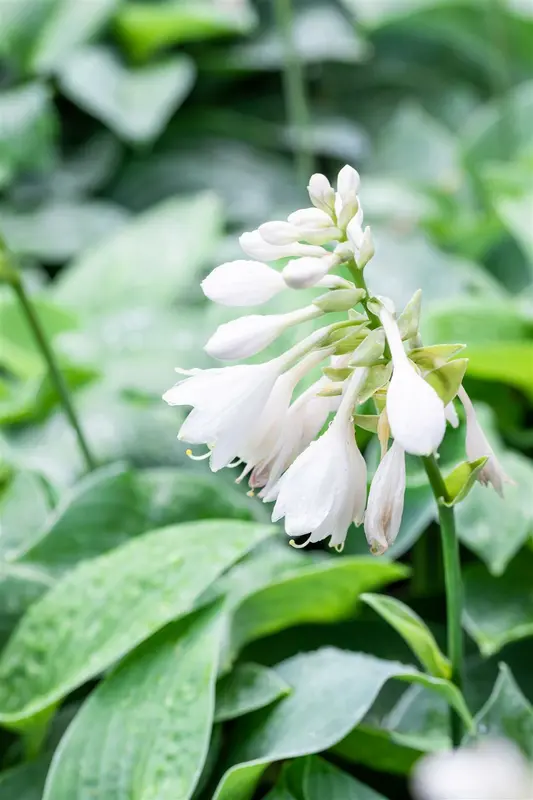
[229,558,410,657]
[333,724,422,776]
[0,200,129,263]
[398,289,422,341]
[0,293,78,380]
[20,465,265,575]
[469,664,533,757]
[58,47,196,143]
[463,343,533,400]
[361,594,451,679]
[496,192,533,271]
[0,757,50,800]
[0,563,53,646]
[30,0,118,74]
[117,0,257,60]
[443,457,488,507]
[0,470,53,560]
[0,520,275,727]
[215,663,291,723]
[0,83,56,185]
[464,553,533,657]
[213,648,473,800]
[424,358,468,405]
[354,414,379,433]
[53,193,222,315]
[43,606,224,800]
[282,756,389,800]
[456,452,533,575]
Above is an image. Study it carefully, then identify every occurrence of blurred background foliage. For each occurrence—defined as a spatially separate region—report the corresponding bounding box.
[0,0,532,798]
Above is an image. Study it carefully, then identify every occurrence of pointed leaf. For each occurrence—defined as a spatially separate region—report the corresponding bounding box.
[349,328,386,367]
[215,663,291,723]
[469,664,533,757]
[213,648,473,800]
[408,344,466,371]
[354,414,380,433]
[43,606,224,800]
[398,289,422,341]
[361,593,450,678]
[0,520,275,727]
[229,557,410,657]
[443,457,488,507]
[424,358,468,405]
[464,553,533,657]
[282,756,389,800]
[0,757,50,800]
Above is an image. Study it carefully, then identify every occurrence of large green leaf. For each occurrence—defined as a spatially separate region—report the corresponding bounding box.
[463,342,533,399]
[43,606,224,800]
[0,470,53,560]
[0,200,129,263]
[456,451,533,575]
[229,558,410,657]
[0,293,78,380]
[0,757,50,800]
[361,594,450,678]
[333,724,422,776]
[215,663,291,723]
[497,192,533,271]
[213,648,472,800]
[0,520,275,727]
[470,664,533,757]
[278,756,389,800]
[58,47,195,143]
[463,553,533,657]
[0,83,56,186]
[0,562,53,645]
[19,465,265,575]
[117,0,257,59]
[53,193,222,315]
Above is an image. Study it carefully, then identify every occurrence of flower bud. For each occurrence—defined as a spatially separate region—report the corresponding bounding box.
[288,207,334,228]
[239,230,326,262]
[282,254,337,288]
[337,190,360,230]
[258,220,300,245]
[313,288,365,313]
[357,226,375,268]
[205,305,322,361]
[201,260,286,307]
[337,165,361,201]
[307,173,336,215]
[364,440,406,554]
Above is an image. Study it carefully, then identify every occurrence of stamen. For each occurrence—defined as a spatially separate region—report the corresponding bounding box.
[289,535,312,549]
[227,458,242,468]
[185,448,211,461]
[246,489,255,497]
[236,463,253,484]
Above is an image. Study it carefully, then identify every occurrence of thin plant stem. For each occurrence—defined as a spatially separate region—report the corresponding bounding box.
[422,453,464,748]
[274,0,313,185]
[1,242,96,472]
[346,260,391,359]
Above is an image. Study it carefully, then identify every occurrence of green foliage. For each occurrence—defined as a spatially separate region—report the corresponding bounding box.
[1,0,532,795]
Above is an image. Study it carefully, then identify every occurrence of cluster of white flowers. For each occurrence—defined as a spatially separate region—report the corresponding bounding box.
[164,165,510,553]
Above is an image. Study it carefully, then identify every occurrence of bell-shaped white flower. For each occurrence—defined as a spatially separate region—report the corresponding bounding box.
[201,260,286,307]
[457,386,511,496]
[239,230,327,262]
[364,440,406,555]
[307,173,336,215]
[259,377,337,498]
[282,254,339,289]
[163,361,282,472]
[412,739,533,800]
[205,304,323,361]
[380,305,446,456]
[237,350,330,486]
[271,368,369,549]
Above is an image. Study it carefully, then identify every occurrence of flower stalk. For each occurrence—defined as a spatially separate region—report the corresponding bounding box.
[422,453,464,748]
[0,238,96,472]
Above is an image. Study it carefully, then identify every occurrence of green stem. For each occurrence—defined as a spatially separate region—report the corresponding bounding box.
[274,0,313,185]
[1,242,96,472]
[346,260,391,359]
[422,454,464,748]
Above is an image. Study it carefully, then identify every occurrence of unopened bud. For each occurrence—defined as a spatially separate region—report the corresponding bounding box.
[259,220,299,245]
[313,288,366,313]
[283,254,337,288]
[357,226,375,269]
[307,173,336,215]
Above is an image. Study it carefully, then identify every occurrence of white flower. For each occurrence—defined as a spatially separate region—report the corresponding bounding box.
[201,260,286,307]
[307,173,336,215]
[271,368,368,549]
[205,304,323,361]
[457,386,511,496]
[445,401,459,428]
[412,739,533,800]
[364,440,406,555]
[258,220,300,245]
[347,215,374,269]
[163,361,282,471]
[380,305,446,456]
[282,254,339,289]
[287,207,341,244]
[259,377,337,497]
[335,165,361,229]
[236,350,329,485]
[239,230,327,261]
